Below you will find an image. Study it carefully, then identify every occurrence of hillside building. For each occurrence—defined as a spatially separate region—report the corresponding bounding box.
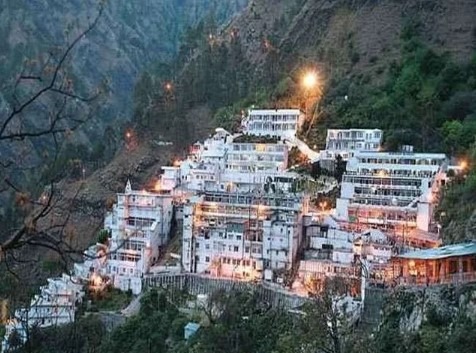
[335,148,447,238]
[104,181,174,293]
[390,242,476,286]
[2,274,84,352]
[175,128,300,194]
[241,109,304,140]
[182,191,308,281]
[319,129,383,169]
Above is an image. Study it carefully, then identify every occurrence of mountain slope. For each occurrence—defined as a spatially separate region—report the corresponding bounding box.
[224,0,475,73]
[0,0,248,146]
[6,0,476,264]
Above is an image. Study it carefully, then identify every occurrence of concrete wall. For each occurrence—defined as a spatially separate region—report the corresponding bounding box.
[143,273,307,309]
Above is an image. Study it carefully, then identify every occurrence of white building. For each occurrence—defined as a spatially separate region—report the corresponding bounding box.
[319,128,383,167]
[2,274,84,352]
[299,219,393,293]
[104,181,174,294]
[226,142,288,172]
[241,109,304,140]
[336,147,447,234]
[182,191,308,281]
[73,243,108,281]
[177,129,300,194]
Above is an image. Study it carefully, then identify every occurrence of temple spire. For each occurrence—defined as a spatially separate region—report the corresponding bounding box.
[125,179,132,194]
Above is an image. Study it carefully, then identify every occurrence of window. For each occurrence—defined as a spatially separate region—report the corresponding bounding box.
[205,256,210,263]
[234,246,239,252]
[205,244,210,250]
[195,242,200,249]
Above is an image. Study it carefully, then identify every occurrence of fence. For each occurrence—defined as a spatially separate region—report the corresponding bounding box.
[143,273,308,309]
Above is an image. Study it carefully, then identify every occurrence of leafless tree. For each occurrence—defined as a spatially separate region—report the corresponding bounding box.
[0,5,106,268]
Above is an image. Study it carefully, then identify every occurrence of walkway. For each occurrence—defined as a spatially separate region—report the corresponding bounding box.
[121,293,143,317]
[284,137,320,162]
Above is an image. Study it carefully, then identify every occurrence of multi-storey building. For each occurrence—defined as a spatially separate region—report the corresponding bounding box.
[176,129,299,194]
[226,142,288,172]
[241,109,304,140]
[319,129,383,168]
[104,181,174,293]
[2,274,84,352]
[335,147,447,235]
[182,191,308,280]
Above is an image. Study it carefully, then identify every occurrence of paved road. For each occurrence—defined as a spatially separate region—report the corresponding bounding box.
[121,294,142,317]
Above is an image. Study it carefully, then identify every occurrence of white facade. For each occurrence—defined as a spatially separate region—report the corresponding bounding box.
[319,128,383,162]
[241,109,304,140]
[182,192,307,280]
[226,143,288,172]
[336,149,447,233]
[104,181,174,293]
[2,274,84,352]
[177,129,298,194]
[299,223,393,286]
[73,243,108,280]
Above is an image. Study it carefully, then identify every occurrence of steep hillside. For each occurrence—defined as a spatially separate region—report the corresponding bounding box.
[224,0,475,73]
[4,0,476,281]
[0,0,247,158]
[60,0,476,246]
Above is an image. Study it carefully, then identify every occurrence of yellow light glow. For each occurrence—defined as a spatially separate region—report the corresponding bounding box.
[460,160,468,170]
[125,131,132,139]
[165,82,172,91]
[302,71,318,89]
[256,144,265,152]
[90,273,103,290]
[378,170,387,177]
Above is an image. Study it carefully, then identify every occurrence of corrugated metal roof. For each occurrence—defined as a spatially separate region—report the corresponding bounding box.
[397,242,476,260]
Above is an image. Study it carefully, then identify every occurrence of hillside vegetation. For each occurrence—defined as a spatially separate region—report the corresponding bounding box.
[133,0,476,242]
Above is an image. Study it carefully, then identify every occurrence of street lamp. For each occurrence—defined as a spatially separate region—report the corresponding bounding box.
[302,71,318,90]
[301,71,322,138]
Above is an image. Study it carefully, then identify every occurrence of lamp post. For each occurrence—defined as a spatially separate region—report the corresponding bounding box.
[301,71,320,137]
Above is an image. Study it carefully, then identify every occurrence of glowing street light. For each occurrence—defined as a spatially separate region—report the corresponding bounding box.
[302,71,318,90]
[460,160,468,170]
[165,82,173,92]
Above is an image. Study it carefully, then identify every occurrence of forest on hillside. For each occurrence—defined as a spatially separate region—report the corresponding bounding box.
[132,16,476,243]
[6,285,476,353]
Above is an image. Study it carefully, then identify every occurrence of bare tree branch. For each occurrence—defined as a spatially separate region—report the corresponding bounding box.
[0,6,104,140]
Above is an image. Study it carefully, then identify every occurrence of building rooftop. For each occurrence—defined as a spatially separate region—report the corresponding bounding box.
[355,151,446,159]
[398,242,476,260]
[327,128,382,132]
[249,109,301,114]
